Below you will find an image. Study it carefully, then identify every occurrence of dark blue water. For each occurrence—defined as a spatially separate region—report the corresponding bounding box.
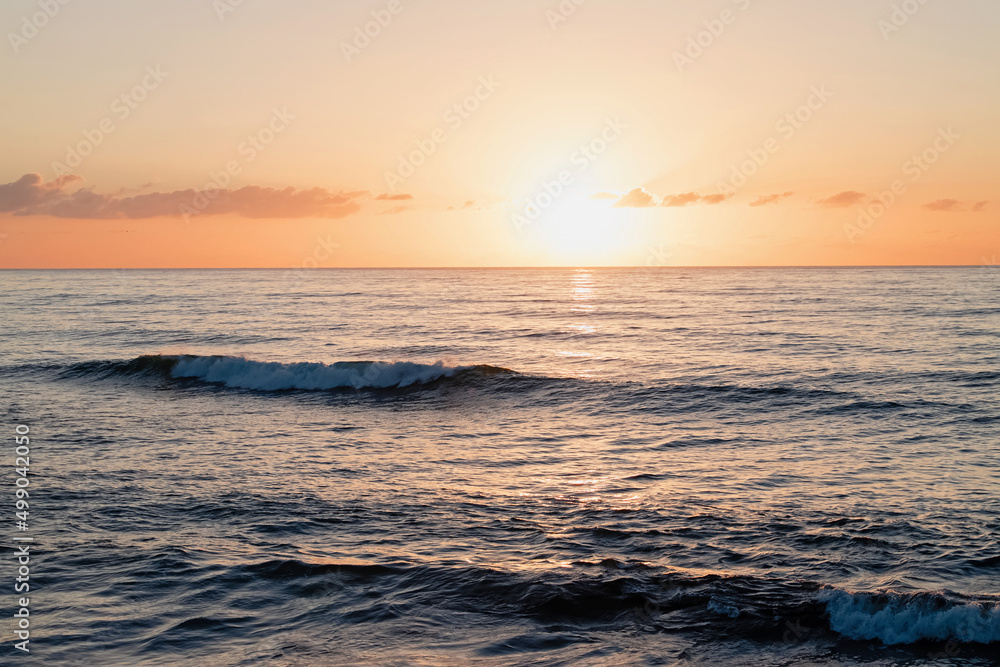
[1,268,998,665]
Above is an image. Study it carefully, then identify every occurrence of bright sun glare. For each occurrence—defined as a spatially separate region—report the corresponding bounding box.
[536,196,639,264]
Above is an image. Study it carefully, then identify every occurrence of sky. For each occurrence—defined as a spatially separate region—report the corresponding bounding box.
[1,0,997,268]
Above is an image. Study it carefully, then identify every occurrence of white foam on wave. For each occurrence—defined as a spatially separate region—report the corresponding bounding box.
[169,356,464,390]
[821,589,1000,645]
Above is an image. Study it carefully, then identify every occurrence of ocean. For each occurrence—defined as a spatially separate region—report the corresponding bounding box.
[1,267,998,666]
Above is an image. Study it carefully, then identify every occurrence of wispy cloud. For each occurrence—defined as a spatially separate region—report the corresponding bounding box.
[659,192,733,207]
[379,205,414,215]
[921,199,990,212]
[749,191,794,207]
[700,193,733,205]
[817,191,865,208]
[660,192,703,207]
[610,188,734,208]
[374,193,414,201]
[923,198,963,212]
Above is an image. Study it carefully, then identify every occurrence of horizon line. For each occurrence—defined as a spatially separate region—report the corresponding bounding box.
[0,264,993,271]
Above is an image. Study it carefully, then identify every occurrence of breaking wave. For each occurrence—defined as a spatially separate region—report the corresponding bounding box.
[822,588,1000,645]
[64,354,515,391]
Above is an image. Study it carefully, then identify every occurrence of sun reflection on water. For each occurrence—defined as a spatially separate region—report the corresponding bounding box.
[569,269,597,314]
[557,270,603,378]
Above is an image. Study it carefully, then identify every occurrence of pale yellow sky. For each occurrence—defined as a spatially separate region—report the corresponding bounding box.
[1,0,997,267]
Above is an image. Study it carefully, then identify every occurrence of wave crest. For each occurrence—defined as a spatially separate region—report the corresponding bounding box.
[68,355,514,391]
[822,589,1000,645]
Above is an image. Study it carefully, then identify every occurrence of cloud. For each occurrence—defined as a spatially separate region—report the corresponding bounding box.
[608,189,735,208]
[0,173,364,220]
[700,193,733,205]
[660,192,703,207]
[920,199,990,213]
[749,191,794,207]
[380,205,414,215]
[614,188,657,208]
[374,193,413,201]
[817,191,865,208]
[0,173,84,211]
[923,198,963,212]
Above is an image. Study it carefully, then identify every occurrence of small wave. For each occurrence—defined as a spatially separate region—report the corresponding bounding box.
[65,355,515,391]
[822,589,1000,645]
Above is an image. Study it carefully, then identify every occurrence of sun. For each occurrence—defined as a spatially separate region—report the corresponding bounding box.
[535,194,640,264]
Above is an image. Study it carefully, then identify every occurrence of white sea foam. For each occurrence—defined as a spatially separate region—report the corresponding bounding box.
[169,356,464,390]
[822,589,1000,645]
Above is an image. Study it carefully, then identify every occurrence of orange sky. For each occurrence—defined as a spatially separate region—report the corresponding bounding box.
[1,0,997,267]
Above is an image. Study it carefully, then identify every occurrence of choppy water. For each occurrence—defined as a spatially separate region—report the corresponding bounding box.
[1,267,998,666]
